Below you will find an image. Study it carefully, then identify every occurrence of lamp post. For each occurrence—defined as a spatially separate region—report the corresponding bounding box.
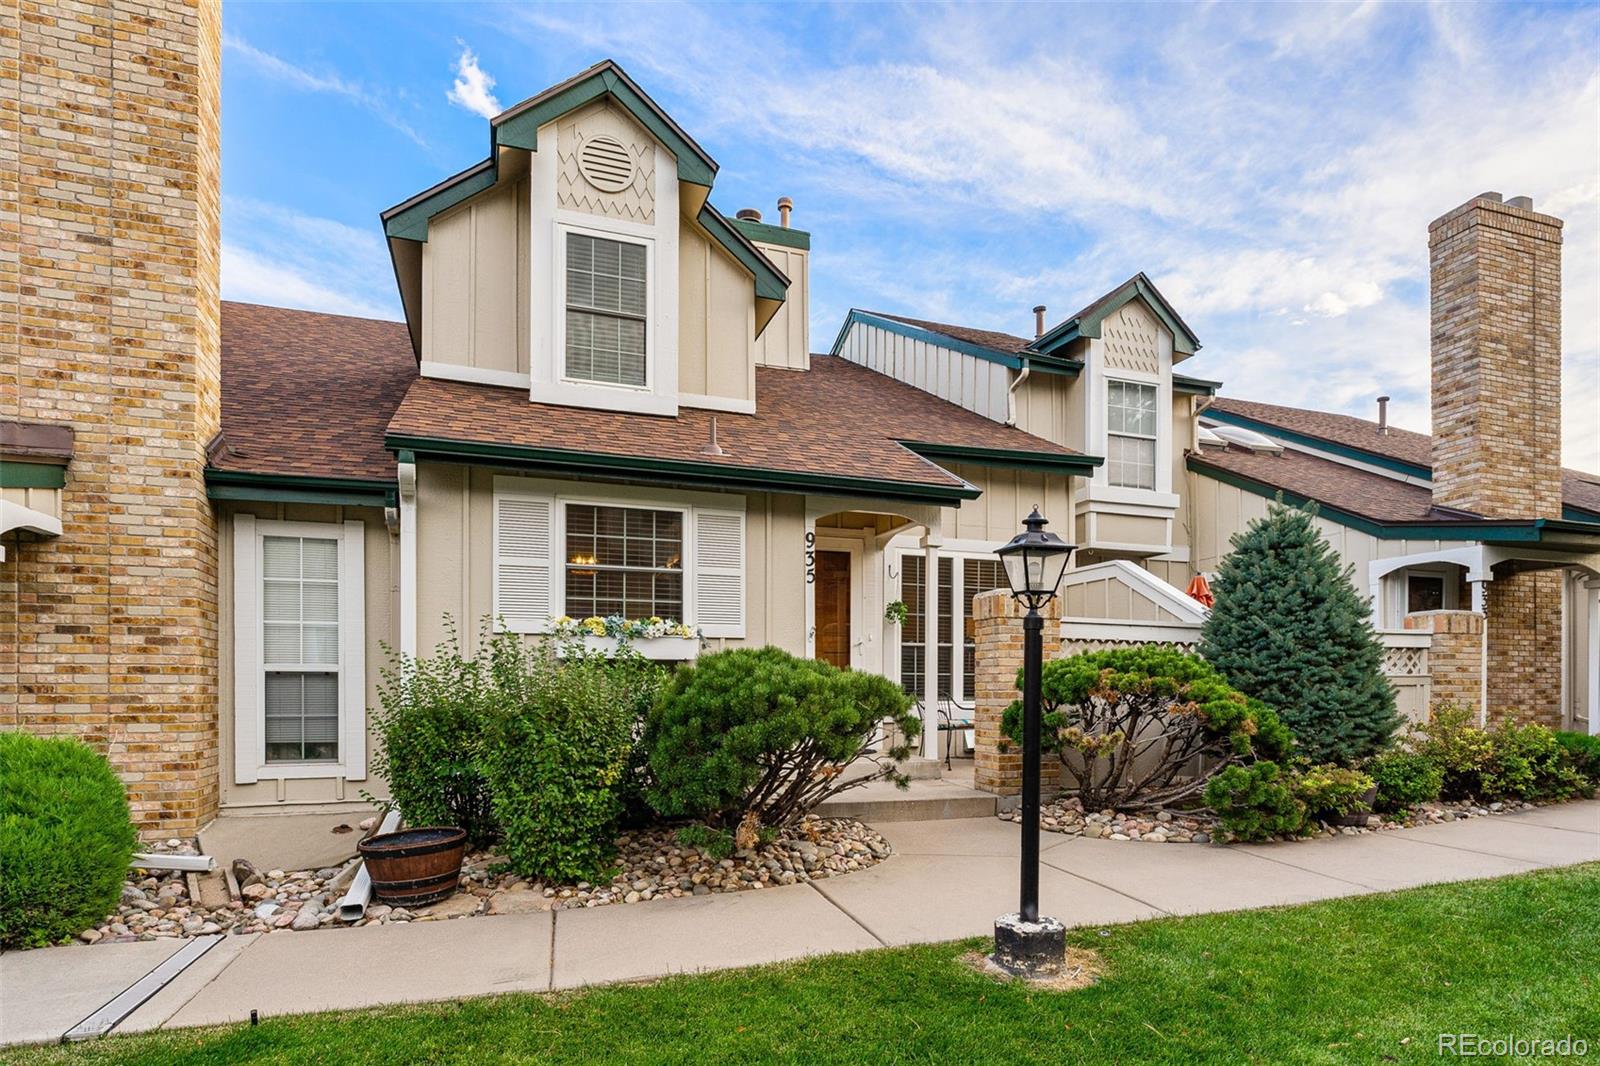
[991,507,1074,978]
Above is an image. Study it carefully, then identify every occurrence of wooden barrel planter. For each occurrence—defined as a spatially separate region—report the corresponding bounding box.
[358,826,467,907]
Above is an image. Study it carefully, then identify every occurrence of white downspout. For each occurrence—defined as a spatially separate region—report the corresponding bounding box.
[1005,362,1031,427]
[398,456,418,658]
[1586,578,1599,736]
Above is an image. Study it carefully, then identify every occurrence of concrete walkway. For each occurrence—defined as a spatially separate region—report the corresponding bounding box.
[2,801,1595,1045]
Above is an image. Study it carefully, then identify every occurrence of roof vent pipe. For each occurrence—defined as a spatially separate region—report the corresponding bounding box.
[1377,395,1390,435]
[736,208,762,222]
[777,197,793,228]
[1033,305,1047,339]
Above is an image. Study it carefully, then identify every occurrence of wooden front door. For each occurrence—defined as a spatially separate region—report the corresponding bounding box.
[814,550,852,669]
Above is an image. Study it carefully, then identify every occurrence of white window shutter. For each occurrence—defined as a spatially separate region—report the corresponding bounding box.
[232,514,260,785]
[494,492,555,632]
[693,508,745,638]
[340,520,367,781]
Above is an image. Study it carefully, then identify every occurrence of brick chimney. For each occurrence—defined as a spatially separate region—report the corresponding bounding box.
[1427,192,1565,726]
[3,0,224,830]
[1428,192,1564,518]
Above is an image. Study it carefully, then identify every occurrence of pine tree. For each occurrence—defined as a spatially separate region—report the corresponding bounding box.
[1199,499,1400,765]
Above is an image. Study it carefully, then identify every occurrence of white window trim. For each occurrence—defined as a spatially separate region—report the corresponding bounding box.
[889,544,1011,702]
[1105,377,1160,491]
[1082,328,1173,500]
[233,515,366,784]
[555,221,656,394]
[491,476,744,638]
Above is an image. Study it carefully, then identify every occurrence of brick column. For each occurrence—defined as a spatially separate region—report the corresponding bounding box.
[972,589,1060,796]
[1405,610,1485,717]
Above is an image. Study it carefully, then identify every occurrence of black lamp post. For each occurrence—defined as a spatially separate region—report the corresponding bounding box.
[991,507,1074,978]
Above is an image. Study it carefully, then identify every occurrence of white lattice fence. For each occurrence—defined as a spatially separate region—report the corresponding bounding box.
[1380,632,1432,724]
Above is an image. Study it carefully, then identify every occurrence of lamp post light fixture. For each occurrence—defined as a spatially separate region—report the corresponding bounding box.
[991,507,1075,979]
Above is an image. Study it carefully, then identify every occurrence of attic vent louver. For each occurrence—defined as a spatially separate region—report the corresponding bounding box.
[578,135,635,193]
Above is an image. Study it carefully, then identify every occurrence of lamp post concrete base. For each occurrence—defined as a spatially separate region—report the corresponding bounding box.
[990,912,1067,978]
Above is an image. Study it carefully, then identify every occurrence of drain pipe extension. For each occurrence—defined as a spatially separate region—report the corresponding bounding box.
[338,807,402,922]
[1005,361,1031,427]
[130,853,216,873]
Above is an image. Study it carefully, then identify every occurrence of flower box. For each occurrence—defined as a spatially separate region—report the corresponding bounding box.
[559,634,701,661]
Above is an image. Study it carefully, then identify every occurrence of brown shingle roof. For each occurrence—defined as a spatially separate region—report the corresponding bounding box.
[868,312,1034,354]
[387,355,1089,498]
[1210,396,1600,519]
[214,302,417,482]
[1188,442,1460,524]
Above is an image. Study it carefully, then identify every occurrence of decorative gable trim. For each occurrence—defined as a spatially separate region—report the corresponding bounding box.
[1030,273,1201,359]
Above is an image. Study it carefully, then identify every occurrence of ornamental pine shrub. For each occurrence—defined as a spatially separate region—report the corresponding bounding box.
[1001,646,1293,811]
[1200,500,1401,766]
[645,647,921,828]
[1365,750,1443,812]
[1203,761,1305,841]
[1,733,138,948]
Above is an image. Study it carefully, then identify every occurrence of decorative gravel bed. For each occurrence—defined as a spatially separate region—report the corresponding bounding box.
[81,817,891,945]
[999,793,1562,844]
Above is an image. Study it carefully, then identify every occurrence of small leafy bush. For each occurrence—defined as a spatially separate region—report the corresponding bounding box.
[645,647,921,828]
[1365,750,1443,812]
[483,646,665,883]
[1203,761,1305,841]
[369,620,508,847]
[1405,704,1494,801]
[1294,764,1376,823]
[1479,718,1586,803]
[675,823,735,860]
[1,733,138,948]
[1555,731,1600,791]
[1002,646,1293,811]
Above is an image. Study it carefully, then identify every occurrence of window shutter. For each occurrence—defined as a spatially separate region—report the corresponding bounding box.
[693,508,745,638]
[233,514,260,785]
[494,492,555,632]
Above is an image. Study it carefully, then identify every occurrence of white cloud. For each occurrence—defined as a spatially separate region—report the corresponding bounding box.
[224,34,427,148]
[221,197,400,321]
[446,45,501,120]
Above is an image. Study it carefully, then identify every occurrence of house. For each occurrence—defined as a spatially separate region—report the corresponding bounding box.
[2,3,1595,835]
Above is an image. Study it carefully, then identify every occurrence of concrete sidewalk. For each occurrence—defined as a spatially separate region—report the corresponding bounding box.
[3,801,1595,1045]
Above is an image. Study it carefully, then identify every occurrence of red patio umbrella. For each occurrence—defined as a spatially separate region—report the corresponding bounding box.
[1185,573,1215,609]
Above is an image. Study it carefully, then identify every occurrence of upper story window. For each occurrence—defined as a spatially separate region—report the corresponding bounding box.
[1106,379,1158,490]
[565,232,647,388]
[564,503,683,619]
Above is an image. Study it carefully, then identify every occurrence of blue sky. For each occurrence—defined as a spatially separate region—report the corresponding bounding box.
[221,1,1600,469]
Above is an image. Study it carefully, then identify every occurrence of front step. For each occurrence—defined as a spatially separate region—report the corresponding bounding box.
[817,778,998,823]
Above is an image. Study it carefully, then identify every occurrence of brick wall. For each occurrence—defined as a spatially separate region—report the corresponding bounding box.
[1,0,223,833]
[1404,610,1484,714]
[1427,193,1564,723]
[971,589,1059,796]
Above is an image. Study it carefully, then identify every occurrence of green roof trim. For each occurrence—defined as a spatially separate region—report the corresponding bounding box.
[828,310,1083,376]
[206,470,393,508]
[382,160,496,243]
[385,434,981,506]
[1203,408,1432,479]
[1030,273,1200,358]
[1186,455,1599,544]
[728,217,810,251]
[1565,505,1600,525]
[0,461,66,489]
[697,204,790,303]
[1173,373,1222,396]
[899,440,1102,477]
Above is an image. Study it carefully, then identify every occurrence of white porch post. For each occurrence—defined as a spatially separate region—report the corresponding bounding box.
[921,528,941,759]
[1586,579,1600,736]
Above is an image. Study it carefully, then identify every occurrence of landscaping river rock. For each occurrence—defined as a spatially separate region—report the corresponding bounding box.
[82,817,890,944]
[1001,793,1552,844]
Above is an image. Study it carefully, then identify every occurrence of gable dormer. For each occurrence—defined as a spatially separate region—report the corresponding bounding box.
[381,61,797,419]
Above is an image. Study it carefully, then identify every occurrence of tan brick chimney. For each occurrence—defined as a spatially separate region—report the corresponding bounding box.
[2,0,224,831]
[1427,192,1564,724]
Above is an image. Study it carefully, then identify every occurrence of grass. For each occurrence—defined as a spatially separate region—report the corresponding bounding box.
[17,865,1599,1065]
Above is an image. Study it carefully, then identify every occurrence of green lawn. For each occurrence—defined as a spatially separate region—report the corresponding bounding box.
[20,865,1599,1065]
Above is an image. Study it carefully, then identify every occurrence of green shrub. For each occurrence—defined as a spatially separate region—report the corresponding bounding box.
[1001,646,1292,811]
[1479,718,1586,803]
[1294,764,1375,823]
[1199,501,1401,765]
[1203,761,1305,841]
[369,620,509,847]
[1554,731,1600,790]
[1365,750,1443,812]
[483,646,664,883]
[645,647,921,828]
[1405,704,1494,801]
[675,824,735,860]
[1,733,138,948]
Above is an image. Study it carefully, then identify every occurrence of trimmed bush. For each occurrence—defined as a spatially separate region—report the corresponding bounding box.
[1405,706,1586,804]
[1001,646,1292,811]
[1294,764,1375,823]
[1204,761,1305,841]
[369,620,509,847]
[1404,704,1492,801]
[1555,731,1600,791]
[483,646,664,883]
[1200,501,1401,765]
[1365,750,1443,812]
[1,733,138,949]
[645,647,921,828]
